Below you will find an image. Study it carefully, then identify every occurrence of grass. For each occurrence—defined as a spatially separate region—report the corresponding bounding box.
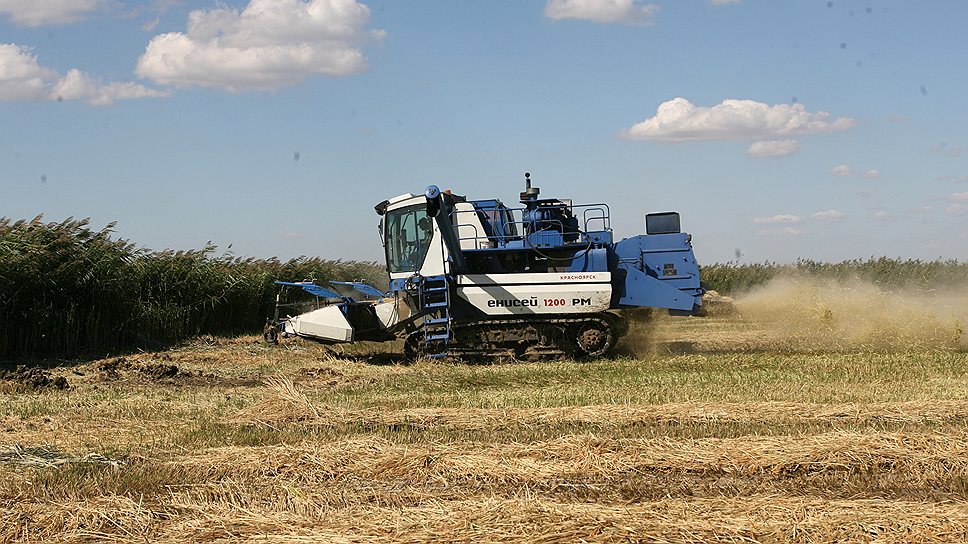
[2,306,968,543]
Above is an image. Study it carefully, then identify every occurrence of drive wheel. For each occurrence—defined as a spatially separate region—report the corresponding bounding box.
[575,321,612,358]
[263,325,279,344]
[403,332,424,361]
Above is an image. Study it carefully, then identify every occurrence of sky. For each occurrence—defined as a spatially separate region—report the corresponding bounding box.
[2,0,967,265]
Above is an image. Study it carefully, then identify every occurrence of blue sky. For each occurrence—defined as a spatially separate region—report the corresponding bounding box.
[2,0,966,265]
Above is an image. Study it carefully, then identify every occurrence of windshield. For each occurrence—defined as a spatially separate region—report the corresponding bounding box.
[384,204,433,273]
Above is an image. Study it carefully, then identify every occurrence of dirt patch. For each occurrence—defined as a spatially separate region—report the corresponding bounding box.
[84,356,258,388]
[91,357,133,380]
[141,363,179,380]
[92,357,183,382]
[0,366,68,391]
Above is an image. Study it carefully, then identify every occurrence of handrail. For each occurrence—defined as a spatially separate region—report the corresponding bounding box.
[450,202,612,249]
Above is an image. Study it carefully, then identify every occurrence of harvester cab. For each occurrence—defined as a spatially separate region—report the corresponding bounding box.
[268,173,703,359]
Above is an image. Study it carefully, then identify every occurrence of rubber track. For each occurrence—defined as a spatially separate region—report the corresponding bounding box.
[406,312,625,359]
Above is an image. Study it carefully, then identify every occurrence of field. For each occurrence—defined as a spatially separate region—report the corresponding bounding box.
[3,278,968,543]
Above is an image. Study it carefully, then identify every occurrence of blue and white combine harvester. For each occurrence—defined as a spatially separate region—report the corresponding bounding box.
[267,173,703,359]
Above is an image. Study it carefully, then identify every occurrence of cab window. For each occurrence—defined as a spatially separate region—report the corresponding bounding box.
[384,204,433,273]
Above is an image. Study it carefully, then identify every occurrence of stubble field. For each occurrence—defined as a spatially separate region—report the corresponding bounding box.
[2,279,968,543]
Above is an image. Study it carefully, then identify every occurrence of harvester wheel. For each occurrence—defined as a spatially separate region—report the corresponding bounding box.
[403,334,422,361]
[575,322,611,358]
[263,325,279,344]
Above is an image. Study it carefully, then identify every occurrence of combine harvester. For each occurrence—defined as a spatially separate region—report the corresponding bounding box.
[267,173,703,359]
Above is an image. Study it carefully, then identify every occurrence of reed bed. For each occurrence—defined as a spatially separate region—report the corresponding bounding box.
[700,257,968,295]
[0,216,384,359]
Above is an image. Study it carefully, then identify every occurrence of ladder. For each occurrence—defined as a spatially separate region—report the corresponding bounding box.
[419,275,452,359]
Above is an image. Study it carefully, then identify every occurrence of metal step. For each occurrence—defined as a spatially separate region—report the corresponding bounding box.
[419,274,452,359]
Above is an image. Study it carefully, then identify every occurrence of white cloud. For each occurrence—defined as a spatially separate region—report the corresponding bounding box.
[746,139,799,158]
[950,192,968,202]
[752,214,802,225]
[0,0,111,26]
[810,210,846,222]
[831,164,851,176]
[544,0,659,25]
[0,43,54,101]
[621,97,856,143]
[946,204,968,216]
[0,43,167,105]
[758,227,801,236]
[710,0,741,4]
[136,0,384,91]
[830,164,882,179]
[871,210,894,221]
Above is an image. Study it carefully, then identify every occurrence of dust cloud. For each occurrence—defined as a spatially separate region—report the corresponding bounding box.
[733,276,968,352]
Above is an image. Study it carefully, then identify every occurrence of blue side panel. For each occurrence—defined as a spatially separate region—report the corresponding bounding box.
[611,233,702,312]
[567,248,609,273]
[329,281,386,299]
[617,267,697,311]
[274,281,345,300]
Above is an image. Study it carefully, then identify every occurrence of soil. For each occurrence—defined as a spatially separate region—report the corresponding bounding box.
[92,357,181,382]
[0,366,69,391]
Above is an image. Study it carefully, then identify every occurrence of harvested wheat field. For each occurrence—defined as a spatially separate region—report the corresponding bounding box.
[3,282,968,543]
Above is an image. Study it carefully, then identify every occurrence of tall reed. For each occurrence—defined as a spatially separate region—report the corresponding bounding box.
[700,257,968,295]
[0,217,384,359]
